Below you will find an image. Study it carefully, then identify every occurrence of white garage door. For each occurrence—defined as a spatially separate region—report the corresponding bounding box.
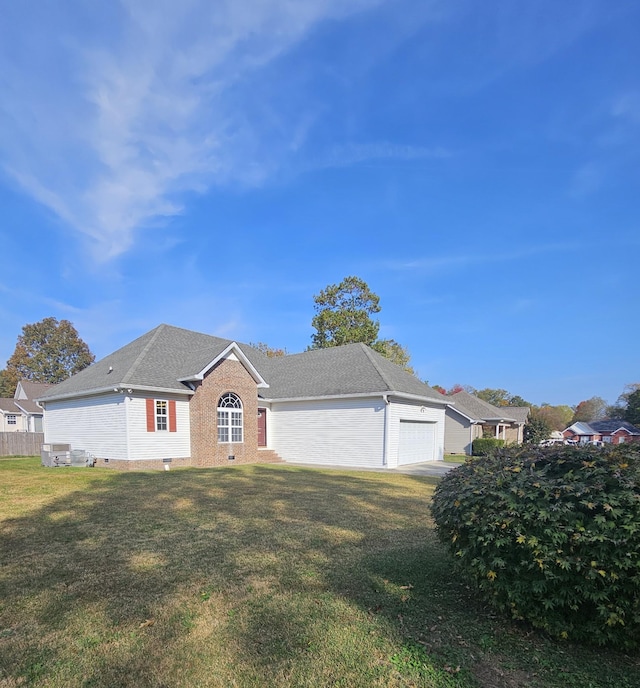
[398,421,436,465]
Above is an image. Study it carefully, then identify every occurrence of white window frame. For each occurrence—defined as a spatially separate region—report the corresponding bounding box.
[156,400,168,431]
[217,393,243,443]
[6,414,17,425]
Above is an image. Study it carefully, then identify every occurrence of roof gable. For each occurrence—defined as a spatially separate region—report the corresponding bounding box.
[564,422,595,435]
[178,342,268,388]
[15,380,53,401]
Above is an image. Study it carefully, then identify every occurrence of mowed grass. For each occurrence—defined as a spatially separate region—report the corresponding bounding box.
[1,458,639,687]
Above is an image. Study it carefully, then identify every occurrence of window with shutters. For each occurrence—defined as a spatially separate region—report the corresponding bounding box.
[217,393,243,443]
[156,400,168,431]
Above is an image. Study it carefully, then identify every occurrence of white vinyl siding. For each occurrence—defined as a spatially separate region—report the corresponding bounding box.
[44,393,191,462]
[127,396,191,461]
[43,393,128,459]
[270,397,385,468]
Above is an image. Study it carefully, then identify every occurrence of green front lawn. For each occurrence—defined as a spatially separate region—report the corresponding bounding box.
[443,454,467,464]
[0,457,638,687]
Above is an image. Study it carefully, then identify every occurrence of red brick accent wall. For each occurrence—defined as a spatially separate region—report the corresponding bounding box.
[189,357,259,467]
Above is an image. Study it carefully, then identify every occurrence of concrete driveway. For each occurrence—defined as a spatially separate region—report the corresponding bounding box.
[393,460,460,477]
[287,460,461,477]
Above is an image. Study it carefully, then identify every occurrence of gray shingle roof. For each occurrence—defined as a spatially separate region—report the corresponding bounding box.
[447,391,527,423]
[502,406,530,424]
[257,343,443,400]
[15,380,53,401]
[0,399,20,413]
[39,324,444,403]
[586,420,640,435]
[39,325,237,399]
[13,400,43,414]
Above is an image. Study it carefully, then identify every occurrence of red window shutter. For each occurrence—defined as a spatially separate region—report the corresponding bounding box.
[169,400,177,432]
[146,399,155,432]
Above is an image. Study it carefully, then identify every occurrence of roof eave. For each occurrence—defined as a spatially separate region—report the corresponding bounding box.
[260,390,449,405]
[38,384,194,403]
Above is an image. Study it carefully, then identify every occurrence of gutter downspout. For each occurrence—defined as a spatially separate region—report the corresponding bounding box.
[382,394,390,467]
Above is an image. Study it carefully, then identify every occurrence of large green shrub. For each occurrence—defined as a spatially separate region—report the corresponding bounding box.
[471,438,504,456]
[430,444,640,648]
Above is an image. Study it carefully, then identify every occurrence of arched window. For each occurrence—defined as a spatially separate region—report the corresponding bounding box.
[217,393,243,443]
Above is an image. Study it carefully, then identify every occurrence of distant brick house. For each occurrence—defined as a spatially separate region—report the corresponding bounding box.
[562,420,640,445]
[38,324,450,470]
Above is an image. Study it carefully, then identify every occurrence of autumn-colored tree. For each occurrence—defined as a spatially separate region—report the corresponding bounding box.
[536,404,574,431]
[572,396,607,423]
[249,342,288,357]
[4,318,95,389]
[0,369,15,397]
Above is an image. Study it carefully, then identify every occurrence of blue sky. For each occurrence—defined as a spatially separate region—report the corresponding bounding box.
[1,0,638,407]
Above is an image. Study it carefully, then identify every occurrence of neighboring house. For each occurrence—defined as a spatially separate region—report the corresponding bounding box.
[563,420,640,445]
[444,390,529,455]
[0,380,51,432]
[38,324,450,470]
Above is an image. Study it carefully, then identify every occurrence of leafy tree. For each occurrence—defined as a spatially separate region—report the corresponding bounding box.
[625,389,640,427]
[249,342,287,357]
[475,388,510,407]
[428,383,464,395]
[310,276,415,373]
[310,276,380,349]
[524,414,552,444]
[606,384,640,423]
[371,339,414,374]
[536,404,574,431]
[4,318,94,386]
[572,396,607,423]
[448,383,465,395]
[507,395,531,408]
[0,369,15,397]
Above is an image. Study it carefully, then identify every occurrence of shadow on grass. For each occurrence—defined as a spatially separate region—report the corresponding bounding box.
[0,464,456,687]
[1,464,639,688]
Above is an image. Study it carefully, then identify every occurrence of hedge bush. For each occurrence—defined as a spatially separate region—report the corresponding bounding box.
[471,438,505,456]
[430,444,640,648]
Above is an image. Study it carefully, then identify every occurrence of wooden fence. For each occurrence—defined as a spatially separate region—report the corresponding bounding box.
[0,432,44,457]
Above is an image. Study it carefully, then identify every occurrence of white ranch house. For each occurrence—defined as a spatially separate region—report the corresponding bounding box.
[39,324,449,470]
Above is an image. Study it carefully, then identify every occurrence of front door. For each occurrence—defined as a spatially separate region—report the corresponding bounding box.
[257,408,267,447]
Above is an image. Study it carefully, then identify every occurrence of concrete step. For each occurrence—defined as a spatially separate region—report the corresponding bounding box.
[256,449,284,464]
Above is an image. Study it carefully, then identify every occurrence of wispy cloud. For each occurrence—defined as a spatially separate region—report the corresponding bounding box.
[0,0,386,260]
